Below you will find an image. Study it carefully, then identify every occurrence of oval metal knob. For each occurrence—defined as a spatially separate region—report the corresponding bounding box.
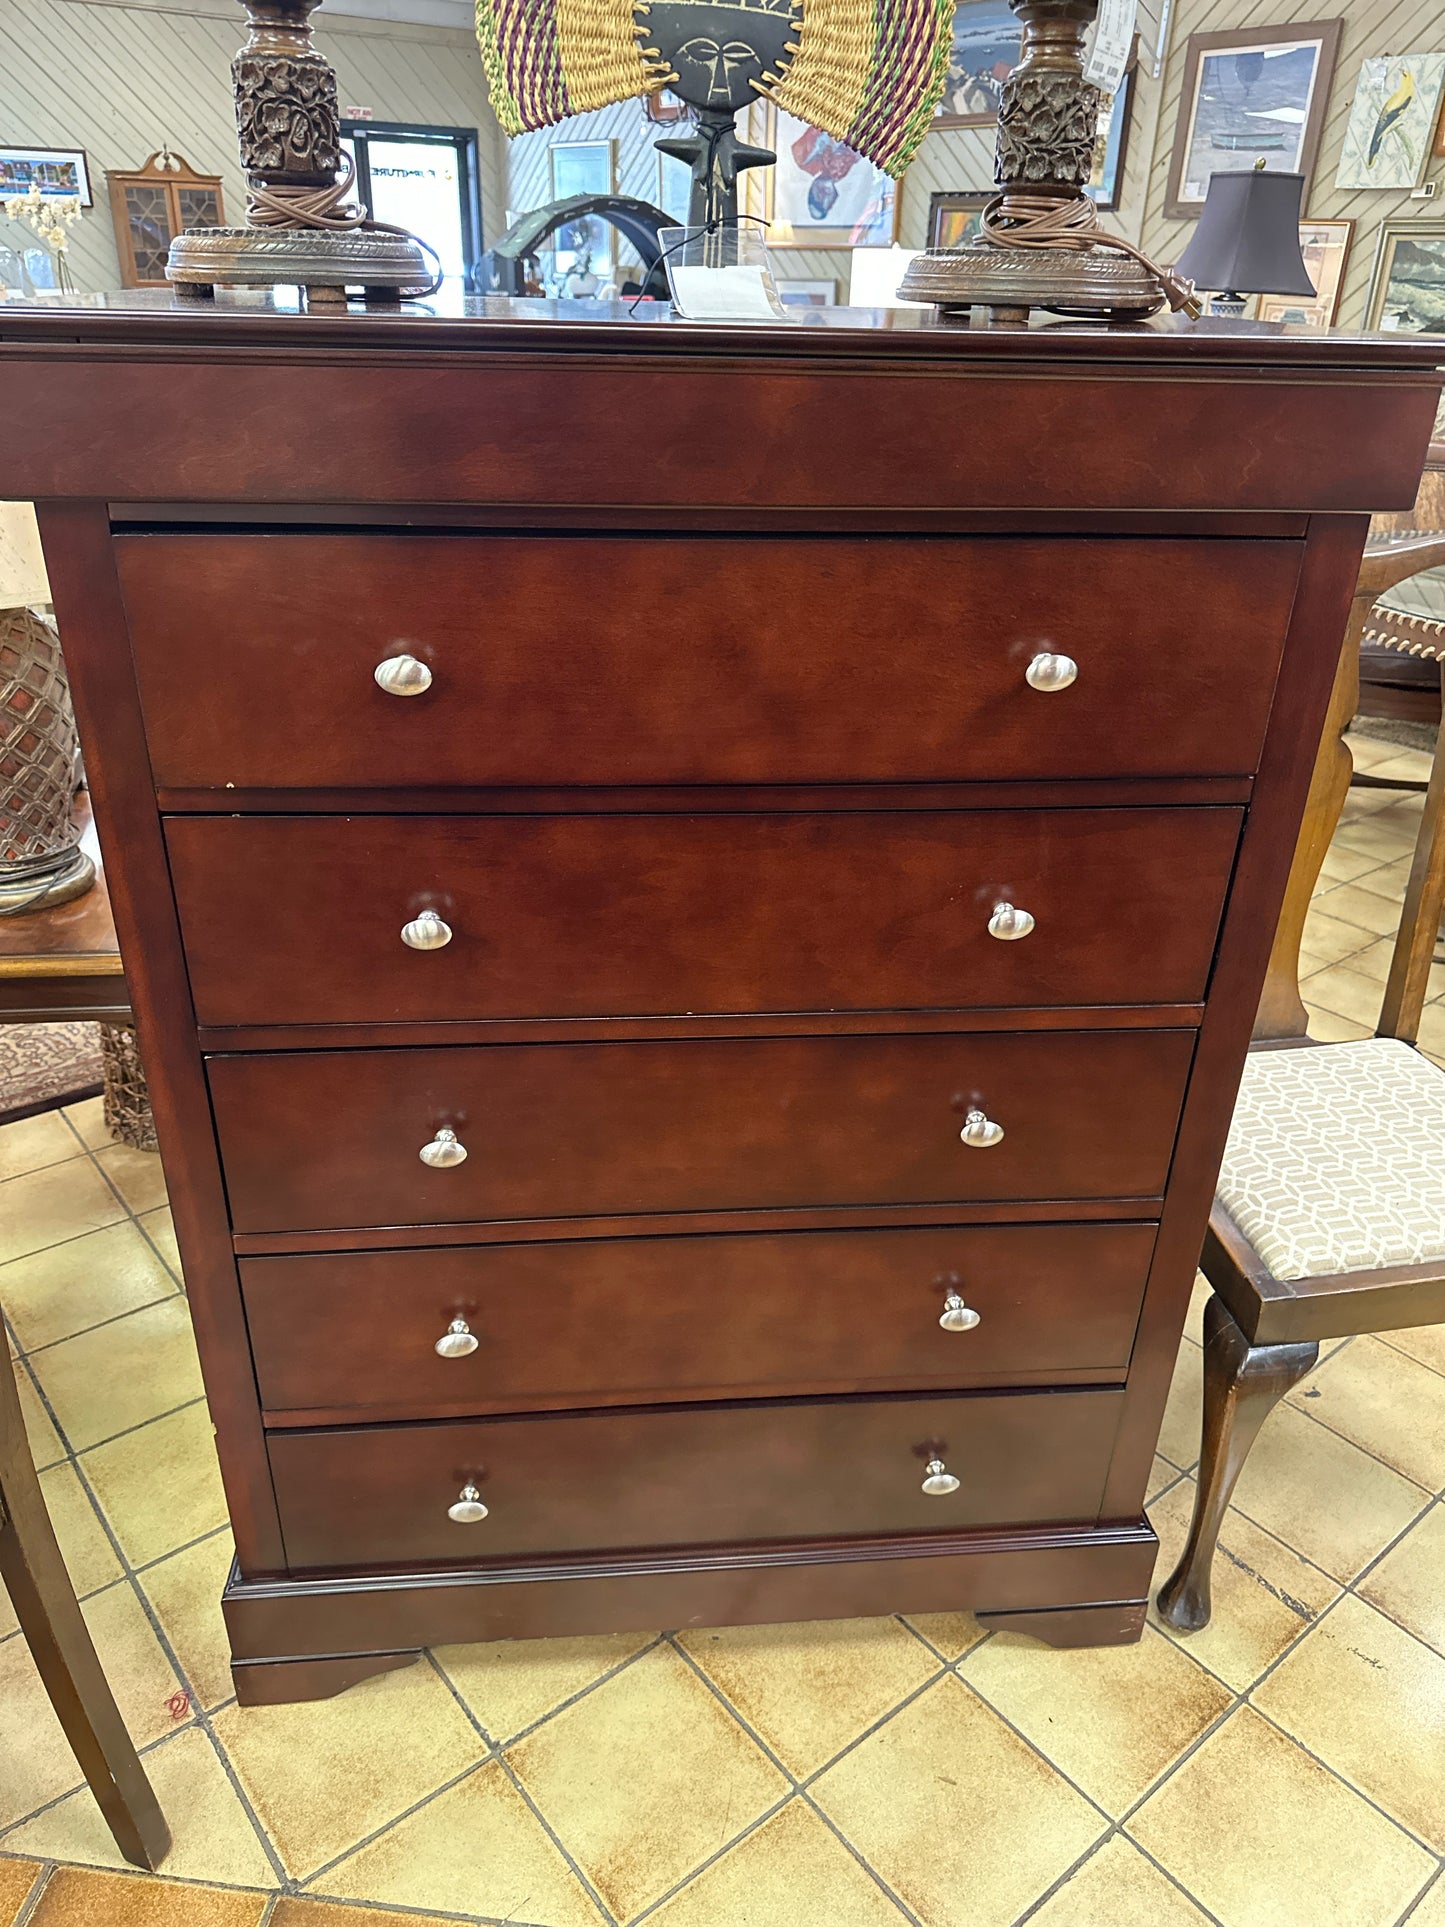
[960,1109,1004,1149]
[447,1482,489,1524]
[419,1127,467,1169]
[939,1291,981,1333]
[435,1317,479,1359]
[1025,651,1078,693]
[921,1457,961,1497]
[401,909,452,951]
[988,902,1035,942]
[374,653,433,697]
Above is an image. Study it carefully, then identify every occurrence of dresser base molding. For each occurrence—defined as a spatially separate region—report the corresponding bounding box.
[221,1519,1157,1702]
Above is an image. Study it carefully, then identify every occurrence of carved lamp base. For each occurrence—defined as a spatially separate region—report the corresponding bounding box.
[899,238,1168,324]
[167,228,433,305]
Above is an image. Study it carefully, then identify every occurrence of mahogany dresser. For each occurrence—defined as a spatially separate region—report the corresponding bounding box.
[2,294,1439,1704]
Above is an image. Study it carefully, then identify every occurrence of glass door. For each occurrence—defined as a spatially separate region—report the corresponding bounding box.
[340,123,483,293]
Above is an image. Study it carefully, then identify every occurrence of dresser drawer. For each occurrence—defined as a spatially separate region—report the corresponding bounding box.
[119,534,1300,788]
[242,1222,1155,1415]
[268,1387,1126,1569]
[208,1030,1193,1234]
[171,808,1240,1027]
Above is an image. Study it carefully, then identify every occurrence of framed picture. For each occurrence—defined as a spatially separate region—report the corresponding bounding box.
[1086,63,1134,211]
[1256,218,1353,328]
[0,146,91,207]
[775,277,836,307]
[1165,19,1342,220]
[548,139,615,201]
[1366,220,1445,334]
[761,107,898,248]
[928,190,991,248]
[1336,56,1445,191]
[934,0,1020,129]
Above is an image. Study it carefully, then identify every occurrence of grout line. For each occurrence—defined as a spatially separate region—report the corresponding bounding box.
[66,1392,210,1463]
[444,1631,667,1754]
[296,1750,497,1894]
[16,1288,186,1367]
[8,1862,52,1927]
[1397,1862,1445,1926]
[622,1793,801,1927]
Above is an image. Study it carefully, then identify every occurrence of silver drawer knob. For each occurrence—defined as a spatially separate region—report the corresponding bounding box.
[939,1291,981,1333]
[419,1127,467,1169]
[1025,651,1077,692]
[988,902,1035,942]
[447,1482,489,1524]
[922,1458,961,1497]
[402,909,452,951]
[960,1109,1004,1149]
[435,1316,479,1358]
[374,653,432,697]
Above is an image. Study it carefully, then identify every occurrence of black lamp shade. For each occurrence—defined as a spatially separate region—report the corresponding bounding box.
[1175,171,1316,298]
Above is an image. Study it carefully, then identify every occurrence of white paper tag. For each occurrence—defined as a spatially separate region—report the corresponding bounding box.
[1085,0,1137,92]
[669,263,782,321]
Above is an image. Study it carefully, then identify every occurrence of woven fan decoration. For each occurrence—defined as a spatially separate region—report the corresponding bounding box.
[475,0,952,175]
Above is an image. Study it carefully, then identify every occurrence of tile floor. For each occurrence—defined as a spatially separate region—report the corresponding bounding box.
[4,735,1445,1927]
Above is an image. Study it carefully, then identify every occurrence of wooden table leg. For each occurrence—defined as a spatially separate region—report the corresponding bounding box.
[0,1359,169,1871]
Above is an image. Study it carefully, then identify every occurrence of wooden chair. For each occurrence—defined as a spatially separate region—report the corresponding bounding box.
[1,1348,169,1867]
[1157,529,1445,1633]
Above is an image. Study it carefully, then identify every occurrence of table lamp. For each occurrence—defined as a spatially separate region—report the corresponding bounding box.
[1175,166,1316,319]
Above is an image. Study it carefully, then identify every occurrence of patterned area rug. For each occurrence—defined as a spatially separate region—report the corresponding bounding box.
[0,1021,102,1124]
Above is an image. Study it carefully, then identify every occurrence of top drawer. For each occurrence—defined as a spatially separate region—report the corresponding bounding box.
[118,534,1300,789]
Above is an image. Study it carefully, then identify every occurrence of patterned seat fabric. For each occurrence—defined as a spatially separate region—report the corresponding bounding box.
[1216,1038,1445,1282]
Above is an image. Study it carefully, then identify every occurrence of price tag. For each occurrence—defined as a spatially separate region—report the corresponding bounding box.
[1085,0,1137,93]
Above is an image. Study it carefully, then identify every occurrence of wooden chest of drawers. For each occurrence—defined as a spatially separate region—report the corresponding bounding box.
[4,294,1439,1703]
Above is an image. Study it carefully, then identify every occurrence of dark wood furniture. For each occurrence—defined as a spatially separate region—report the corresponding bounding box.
[1,1309,168,1867]
[1,292,1437,1704]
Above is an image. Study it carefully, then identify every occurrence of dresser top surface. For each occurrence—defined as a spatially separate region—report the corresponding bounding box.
[2,288,1442,373]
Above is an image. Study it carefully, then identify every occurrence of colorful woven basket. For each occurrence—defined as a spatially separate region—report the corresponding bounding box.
[475,0,951,175]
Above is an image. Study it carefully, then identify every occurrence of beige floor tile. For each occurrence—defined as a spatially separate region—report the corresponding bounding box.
[1253,1593,1445,1849]
[1332,817,1421,866]
[1400,1874,1445,1926]
[962,1622,1230,1815]
[1146,1455,1183,1504]
[79,1582,190,1744]
[210,1662,485,1881]
[137,1207,181,1280]
[81,1402,227,1568]
[1378,1322,1445,1380]
[679,1616,939,1778]
[1299,908,1380,966]
[1128,1706,1433,1927]
[61,1097,109,1151]
[900,1611,985,1660]
[1155,1338,1202,1471]
[15,1360,64,1471]
[0,1112,81,1183]
[432,1628,653,1743]
[1365,747,1436,787]
[1317,839,1388,883]
[27,1866,268,1927]
[313,1759,603,1923]
[1026,1836,1211,1926]
[0,1460,123,1641]
[1314,878,1404,935]
[0,1161,124,1268]
[1228,1403,1429,1581]
[1344,934,1400,984]
[139,1529,238,1712]
[811,1675,1105,1927]
[1304,1004,1374,1043]
[4,1725,278,1889]
[648,1799,909,1926]
[1182,1273,1211,1346]
[1342,731,1401,771]
[1301,962,1385,1029]
[0,1632,85,1827]
[1359,1503,1445,1656]
[1287,1336,1445,1490]
[1147,1480,1339,1691]
[507,1642,787,1922]
[1,1220,177,1356]
[1418,1003,1445,1061]
[30,1298,204,1454]
[0,1860,42,1926]
[93,1143,168,1216]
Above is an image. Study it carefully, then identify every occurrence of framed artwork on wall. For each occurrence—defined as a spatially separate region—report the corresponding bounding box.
[1335,56,1445,191]
[1366,220,1445,334]
[1256,218,1353,327]
[928,190,991,247]
[761,108,898,248]
[0,147,91,206]
[775,277,836,306]
[1165,19,1342,220]
[1087,62,1135,211]
[933,0,1020,129]
[106,150,224,288]
[548,140,616,200]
